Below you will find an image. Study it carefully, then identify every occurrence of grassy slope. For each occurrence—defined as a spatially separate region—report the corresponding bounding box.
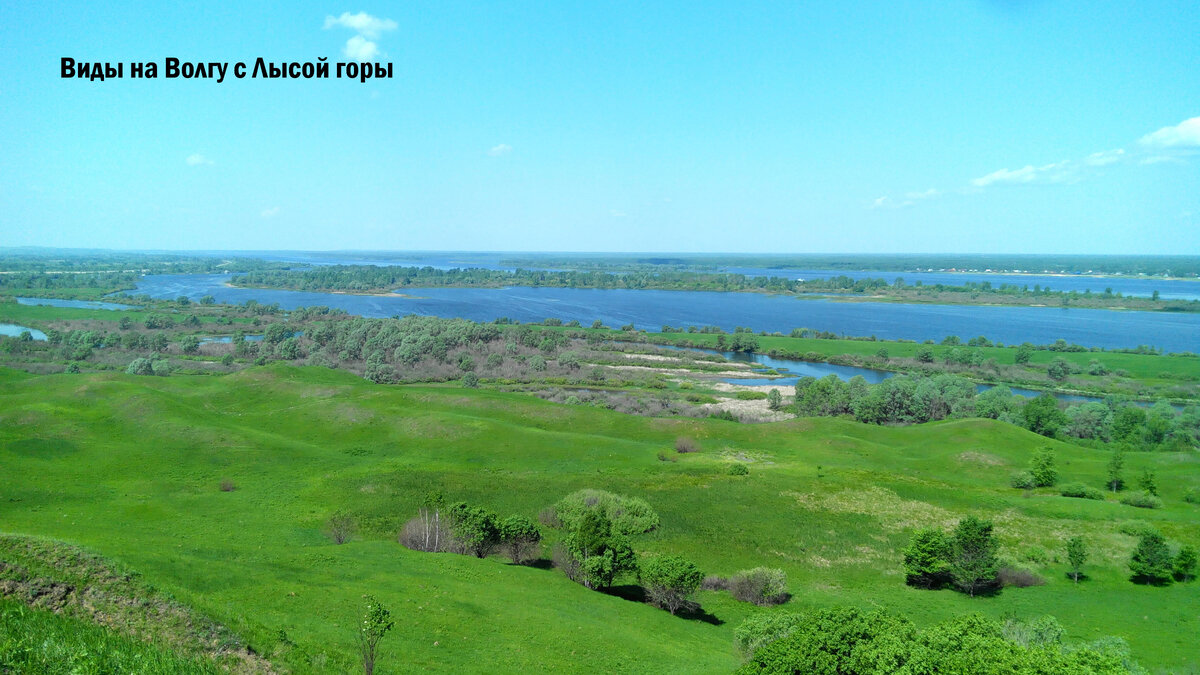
[0,599,220,674]
[1,365,1198,672]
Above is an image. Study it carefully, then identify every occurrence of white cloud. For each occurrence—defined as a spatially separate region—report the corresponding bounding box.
[260,206,280,219]
[870,195,913,210]
[323,11,397,39]
[323,11,397,62]
[1083,148,1125,166]
[185,153,212,166]
[488,143,512,157]
[343,35,380,62]
[971,160,1072,187]
[905,188,940,201]
[1138,116,1200,148]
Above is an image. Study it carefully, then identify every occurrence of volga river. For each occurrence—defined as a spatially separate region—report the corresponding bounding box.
[124,274,1199,353]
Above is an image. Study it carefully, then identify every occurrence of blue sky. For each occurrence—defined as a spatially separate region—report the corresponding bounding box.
[1,1,1197,253]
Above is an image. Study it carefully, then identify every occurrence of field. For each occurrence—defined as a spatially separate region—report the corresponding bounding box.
[2,365,1199,672]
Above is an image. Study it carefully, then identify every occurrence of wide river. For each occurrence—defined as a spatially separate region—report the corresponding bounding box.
[129,274,1199,353]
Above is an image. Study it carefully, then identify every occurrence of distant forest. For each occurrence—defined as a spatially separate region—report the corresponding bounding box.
[499,254,1200,278]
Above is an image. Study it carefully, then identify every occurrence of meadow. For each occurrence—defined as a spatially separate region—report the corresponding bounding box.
[2,365,1198,672]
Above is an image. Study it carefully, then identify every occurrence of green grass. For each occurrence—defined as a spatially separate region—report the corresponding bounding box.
[0,599,220,674]
[1,365,1198,672]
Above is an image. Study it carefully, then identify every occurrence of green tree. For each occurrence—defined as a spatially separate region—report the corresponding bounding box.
[766,388,783,411]
[1129,531,1174,585]
[448,503,500,558]
[903,528,951,589]
[565,509,638,590]
[498,515,542,565]
[641,554,704,615]
[1030,447,1058,487]
[356,595,393,675]
[1139,468,1158,496]
[950,516,999,596]
[1175,545,1197,582]
[461,372,480,388]
[1066,536,1087,583]
[1014,344,1034,364]
[1021,394,1067,438]
[915,346,935,363]
[1046,357,1071,381]
[1106,447,1125,492]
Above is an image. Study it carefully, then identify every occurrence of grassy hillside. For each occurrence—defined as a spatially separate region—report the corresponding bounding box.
[2,365,1198,672]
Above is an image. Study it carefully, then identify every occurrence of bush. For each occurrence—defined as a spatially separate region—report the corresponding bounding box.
[125,358,154,376]
[1120,492,1163,509]
[1059,482,1105,500]
[498,515,542,565]
[552,489,659,535]
[734,612,804,657]
[675,437,700,453]
[1030,448,1057,487]
[729,567,788,606]
[448,503,501,558]
[641,554,704,615]
[1117,520,1156,538]
[700,575,729,591]
[1185,488,1200,505]
[998,566,1045,588]
[325,513,356,545]
[461,372,480,388]
[219,479,236,492]
[1009,471,1037,490]
[729,463,749,476]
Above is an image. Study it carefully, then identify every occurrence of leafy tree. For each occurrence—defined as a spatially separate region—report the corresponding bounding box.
[1065,401,1113,440]
[1175,545,1197,582]
[1107,447,1125,492]
[564,509,638,590]
[1066,536,1087,583]
[1112,407,1147,444]
[1021,394,1067,438]
[1014,344,1034,364]
[1129,531,1174,584]
[766,388,783,411]
[125,358,154,376]
[461,372,480,388]
[903,528,951,588]
[1046,357,1071,381]
[915,346,935,363]
[950,516,999,596]
[448,502,500,558]
[1139,468,1158,496]
[277,337,300,360]
[199,294,215,305]
[498,515,541,564]
[641,554,703,615]
[356,595,393,675]
[1030,447,1057,487]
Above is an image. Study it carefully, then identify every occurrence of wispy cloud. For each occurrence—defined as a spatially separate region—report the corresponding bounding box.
[323,11,397,62]
[872,115,1197,209]
[185,153,212,166]
[971,160,1074,187]
[488,143,512,157]
[260,206,280,219]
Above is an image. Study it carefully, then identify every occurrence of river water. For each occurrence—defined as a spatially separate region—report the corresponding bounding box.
[125,274,1199,353]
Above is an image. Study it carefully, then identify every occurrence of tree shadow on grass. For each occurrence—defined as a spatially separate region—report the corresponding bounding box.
[605,585,723,625]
